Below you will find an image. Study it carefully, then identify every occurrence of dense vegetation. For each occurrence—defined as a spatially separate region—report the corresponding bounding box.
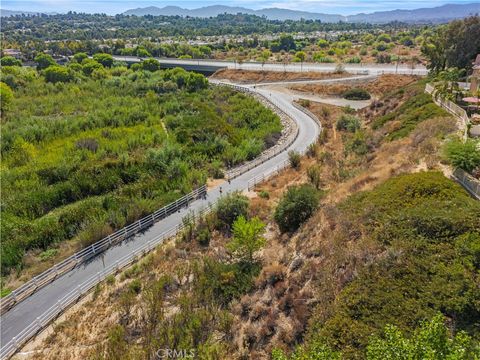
[421,15,480,73]
[302,171,480,358]
[343,88,371,100]
[1,13,388,41]
[371,79,448,140]
[1,13,426,66]
[0,63,281,277]
[274,314,479,359]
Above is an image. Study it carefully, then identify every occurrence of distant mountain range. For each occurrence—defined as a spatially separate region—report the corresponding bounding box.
[0,9,57,17]
[2,3,479,23]
[122,3,480,23]
[123,5,345,22]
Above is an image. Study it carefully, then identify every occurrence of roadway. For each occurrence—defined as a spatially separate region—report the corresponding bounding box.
[113,56,428,76]
[0,83,321,356]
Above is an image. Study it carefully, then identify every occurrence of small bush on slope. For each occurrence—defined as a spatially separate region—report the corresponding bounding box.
[274,184,320,233]
[444,138,480,174]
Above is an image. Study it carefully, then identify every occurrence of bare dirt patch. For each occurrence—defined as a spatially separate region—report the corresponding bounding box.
[211,69,351,84]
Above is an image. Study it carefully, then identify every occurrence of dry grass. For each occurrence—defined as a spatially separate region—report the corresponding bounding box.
[291,74,418,97]
[211,69,352,83]
[17,83,457,360]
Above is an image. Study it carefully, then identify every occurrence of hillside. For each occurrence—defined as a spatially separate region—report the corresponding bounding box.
[18,78,480,359]
[122,3,480,23]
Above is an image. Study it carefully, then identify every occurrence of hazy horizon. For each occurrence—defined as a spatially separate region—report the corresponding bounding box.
[2,0,479,16]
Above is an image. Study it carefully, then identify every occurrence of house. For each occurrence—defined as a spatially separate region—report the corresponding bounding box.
[470,54,480,94]
[2,49,22,59]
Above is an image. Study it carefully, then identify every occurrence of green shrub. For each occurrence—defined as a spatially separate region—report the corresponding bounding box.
[227,216,266,263]
[44,65,74,84]
[72,52,88,63]
[82,58,103,75]
[141,58,160,72]
[197,227,211,246]
[376,53,392,64]
[343,88,371,100]
[0,56,21,67]
[367,314,478,360]
[259,190,270,199]
[196,257,260,307]
[39,248,58,261]
[346,56,361,64]
[336,114,361,132]
[288,150,301,170]
[306,143,318,158]
[274,184,320,233]
[0,82,14,113]
[93,53,114,67]
[444,139,480,173]
[128,279,142,294]
[345,130,369,156]
[106,275,116,285]
[34,53,55,70]
[343,105,356,114]
[215,192,249,232]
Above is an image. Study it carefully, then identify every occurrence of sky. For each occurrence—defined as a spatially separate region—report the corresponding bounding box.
[1,0,479,15]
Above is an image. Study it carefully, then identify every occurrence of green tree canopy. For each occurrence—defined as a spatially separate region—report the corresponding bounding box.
[0,82,14,113]
[141,58,161,72]
[367,314,478,360]
[43,65,74,84]
[227,216,266,263]
[0,56,21,67]
[93,53,114,67]
[422,16,480,72]
[34,53,56,70]
[72,52,88,63]
[81,58,103,75]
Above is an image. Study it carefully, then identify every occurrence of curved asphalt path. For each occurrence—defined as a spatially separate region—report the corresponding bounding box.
[0,83,321,355]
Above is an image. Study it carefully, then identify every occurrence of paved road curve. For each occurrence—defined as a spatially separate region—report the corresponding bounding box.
[114,56,428,76]
[0,83,320,356]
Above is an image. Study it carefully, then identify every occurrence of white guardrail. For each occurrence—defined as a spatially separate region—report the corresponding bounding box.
[0,203,213,360]
[0,185,208,316]
[425,83,470,141]
[247,102,323,190]
[0,84,290,317]
[452,168,480,200]
[222,84,299,180]
[0,84,322,359]
[424,84,480,200]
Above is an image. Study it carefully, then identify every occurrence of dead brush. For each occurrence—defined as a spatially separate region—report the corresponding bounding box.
[256,264,287,289]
